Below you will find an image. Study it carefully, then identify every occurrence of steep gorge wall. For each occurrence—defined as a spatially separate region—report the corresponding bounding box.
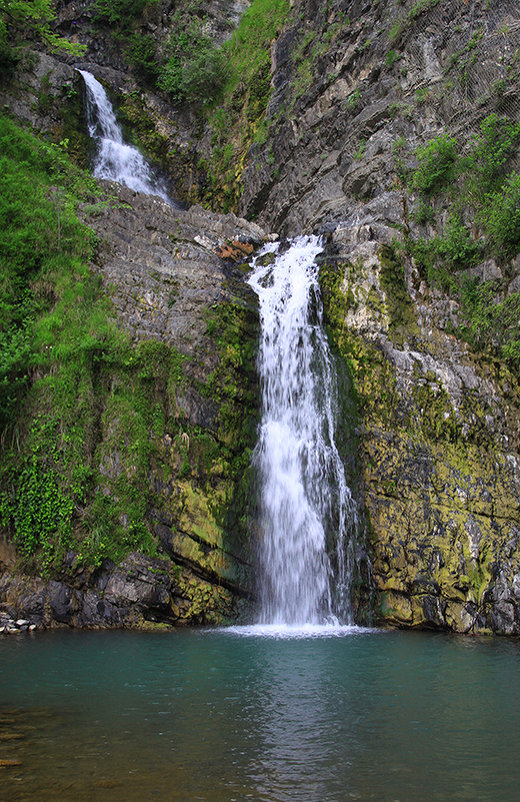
[242,0,520,633]
[2,0,520,633]
[0,90,268,629]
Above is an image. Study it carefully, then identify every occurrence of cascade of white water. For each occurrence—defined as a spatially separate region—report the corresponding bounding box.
[248,236,359,625]
[78,70,172,204]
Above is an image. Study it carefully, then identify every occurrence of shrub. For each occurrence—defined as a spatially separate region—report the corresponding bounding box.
[483,172,520,257]
[459,279,520,363]
[385,49,400,67]
[124,33,159,82]
[158,15,225,104]
[434,214,481,268]
[412,135,458,195]
[93,0,157,28]
[465,114,520,193]
[0,0,84,81]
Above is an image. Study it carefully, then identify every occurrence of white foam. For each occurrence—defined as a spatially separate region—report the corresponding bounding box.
[216,624,376,639]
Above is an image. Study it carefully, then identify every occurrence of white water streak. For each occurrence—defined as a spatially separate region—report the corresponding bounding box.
[248,236,358,626]
[78,70,172,203]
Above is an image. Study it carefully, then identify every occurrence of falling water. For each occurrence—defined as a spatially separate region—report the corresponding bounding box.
[248,236,359,626]
[78,69,172,203]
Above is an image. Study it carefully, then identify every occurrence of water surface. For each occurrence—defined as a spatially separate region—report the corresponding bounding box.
[0,628,519,800]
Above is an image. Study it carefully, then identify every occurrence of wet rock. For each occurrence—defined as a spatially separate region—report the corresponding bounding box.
[318,219,520,635]
[48,582,74,624]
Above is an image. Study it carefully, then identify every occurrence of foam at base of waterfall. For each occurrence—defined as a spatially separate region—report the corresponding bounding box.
[218,624,375,639]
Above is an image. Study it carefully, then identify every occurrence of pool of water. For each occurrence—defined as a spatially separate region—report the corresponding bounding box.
[0,626,519,801]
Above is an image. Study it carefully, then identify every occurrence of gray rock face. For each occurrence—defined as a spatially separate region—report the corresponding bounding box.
[85,183,265,359]
[240,0,520,245]
[0,50,77,133]
[0,552,244,629]
[318,220,520,634]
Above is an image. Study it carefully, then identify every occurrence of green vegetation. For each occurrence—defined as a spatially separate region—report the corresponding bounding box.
[93,0,164,85]
[0,110,260,574]
[201,302,259,540]
[157,10,225,103]
[93,0,227,105]
[385,49,401,68]
[458,280,520,364]
[0,113,102,567]
[407,113,520,368]
[445,27,483,87]
[390,0,440,43]
[347,89,362,112]
[92,0,290,211]
[289,12,350,100]
[484,173,520,257]
[0,115,97,427]
[0,117,189,571]
[379,244,418,345]
[92,0,158,28]
[0,0,84,79]
[199,0,291,210]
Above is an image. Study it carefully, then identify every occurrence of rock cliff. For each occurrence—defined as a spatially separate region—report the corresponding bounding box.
[1,0,520,633]
[241,0,520,633]
[0,140,267,628]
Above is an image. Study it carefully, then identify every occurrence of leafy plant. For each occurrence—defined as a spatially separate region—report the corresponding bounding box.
[482,172,520,257]
[92,0,158,29]
[407,114,520,371]
[347,88,361,111]
[124,33,160,82]
[465,114,520,194]
[0,0,85,60]
[411,135,458,195]
[434,214,481,267]
[158,12,225,104]
[385,49,400,67]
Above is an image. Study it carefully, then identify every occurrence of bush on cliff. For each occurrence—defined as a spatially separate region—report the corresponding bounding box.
[158,13,225,104]
[408,114,520,369]
[0,0,84,76]
[411,135,458,196]
[483,172,520,258]
[0,116,164,570]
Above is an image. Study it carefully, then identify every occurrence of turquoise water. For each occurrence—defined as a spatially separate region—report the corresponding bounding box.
[0,627,519,801]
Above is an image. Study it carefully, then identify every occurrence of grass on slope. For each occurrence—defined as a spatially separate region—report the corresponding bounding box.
[0,116,171,572]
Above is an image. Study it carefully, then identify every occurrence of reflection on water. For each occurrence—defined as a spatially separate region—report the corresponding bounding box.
[1,629,520,801]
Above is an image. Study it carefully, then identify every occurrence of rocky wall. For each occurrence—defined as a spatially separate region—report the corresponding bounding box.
[0,175,269,629]
[319,220,520,634]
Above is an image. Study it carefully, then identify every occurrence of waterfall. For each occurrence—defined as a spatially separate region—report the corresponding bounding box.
[248,236,359,626]
[78,70,172,204]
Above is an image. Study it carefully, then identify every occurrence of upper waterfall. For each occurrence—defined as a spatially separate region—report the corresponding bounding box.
[248,236,359,626]
[78,70,173,204]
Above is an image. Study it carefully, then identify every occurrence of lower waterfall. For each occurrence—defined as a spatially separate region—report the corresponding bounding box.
[78,69,173,204]
[248,236,359,626]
